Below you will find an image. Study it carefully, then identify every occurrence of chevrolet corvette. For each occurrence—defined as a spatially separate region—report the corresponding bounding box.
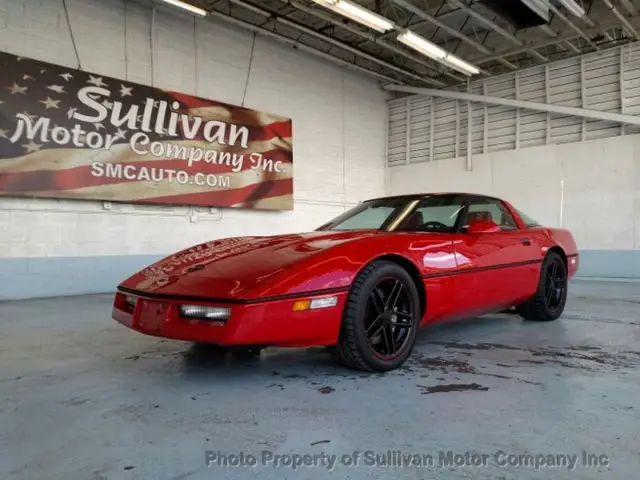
[112,192,579,372]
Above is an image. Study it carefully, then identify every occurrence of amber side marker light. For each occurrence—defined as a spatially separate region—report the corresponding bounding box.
[293,296,339,311]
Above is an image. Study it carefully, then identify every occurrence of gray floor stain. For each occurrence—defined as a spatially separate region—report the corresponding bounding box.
[417,383,490,394]
[316,386,336,394]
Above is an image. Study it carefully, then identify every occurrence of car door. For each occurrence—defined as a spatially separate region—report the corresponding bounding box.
[451,196,541,316]
[393,194,467,322]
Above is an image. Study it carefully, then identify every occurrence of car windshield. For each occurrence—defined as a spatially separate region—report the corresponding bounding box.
[317,195,542,232]
[316,197,411,231]
[316,195,467,232]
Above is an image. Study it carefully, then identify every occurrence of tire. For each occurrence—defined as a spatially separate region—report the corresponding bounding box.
[192,344,263,357]
[327,342,350,367]
[516,252,568,321]
[232,346,264,357]
[190,342,231,358]
[328,260,421,372]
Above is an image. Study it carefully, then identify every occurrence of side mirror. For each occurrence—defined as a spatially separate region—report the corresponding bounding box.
[467,220,501,234]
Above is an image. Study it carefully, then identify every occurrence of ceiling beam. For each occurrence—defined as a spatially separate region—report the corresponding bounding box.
[447,0,522,46]
[602,0,640,40]
[276,0,454,85]
[471,17,640,66]
[547,2,599,49]
[226,0,436,85]
[446,0,551,63]
[201,8,403,84]
[390,0,518,70]
[383,84,640,125]
[617,0,638,16]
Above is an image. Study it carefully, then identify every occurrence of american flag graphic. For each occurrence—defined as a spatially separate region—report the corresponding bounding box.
[0,52,293,210]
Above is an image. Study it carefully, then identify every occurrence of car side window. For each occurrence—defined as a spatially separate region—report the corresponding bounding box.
[413,205,462,228]
[515,208,540,228]
[465,199,519,231]
[396,195,466,233]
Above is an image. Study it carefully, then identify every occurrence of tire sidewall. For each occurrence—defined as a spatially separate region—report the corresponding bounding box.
[351,262,421,371]
[540,252,568,319]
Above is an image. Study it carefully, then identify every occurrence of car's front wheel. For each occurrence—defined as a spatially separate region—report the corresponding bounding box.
[329,260,421,372]
[516,251,568,321]
[192,343,264,357]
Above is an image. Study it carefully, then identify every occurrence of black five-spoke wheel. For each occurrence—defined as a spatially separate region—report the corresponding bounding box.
[543,259,567,313]
[329,260,421,372]
[516,251,568,321]
[364,278,415,360]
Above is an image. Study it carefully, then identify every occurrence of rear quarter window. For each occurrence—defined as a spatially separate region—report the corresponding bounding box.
[516,209,541,228]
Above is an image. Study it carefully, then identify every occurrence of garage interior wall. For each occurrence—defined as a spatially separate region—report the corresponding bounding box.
[387,43,640,280]
[0,0,388,300]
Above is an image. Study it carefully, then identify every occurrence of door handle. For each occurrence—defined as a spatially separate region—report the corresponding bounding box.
[520,238,531,246]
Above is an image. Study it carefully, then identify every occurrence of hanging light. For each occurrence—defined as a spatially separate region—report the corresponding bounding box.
[555,0,586,17]
[309,0,395,33]
[397,30,480,75]
[160,0,208,16]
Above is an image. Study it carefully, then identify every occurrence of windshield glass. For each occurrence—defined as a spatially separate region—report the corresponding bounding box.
[317,194,469,232]
[317,195,540,232]
[316,197,411,231]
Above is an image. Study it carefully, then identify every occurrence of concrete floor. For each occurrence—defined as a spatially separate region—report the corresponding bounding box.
[1,280,639,480]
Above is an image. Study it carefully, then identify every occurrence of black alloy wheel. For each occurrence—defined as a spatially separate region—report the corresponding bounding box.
[516,251,568,321]
[329,260,421,372]
[364,277,415,359]
[543,258,567,314]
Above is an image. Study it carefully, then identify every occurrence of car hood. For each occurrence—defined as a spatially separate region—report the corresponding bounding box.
[120,230,383,299]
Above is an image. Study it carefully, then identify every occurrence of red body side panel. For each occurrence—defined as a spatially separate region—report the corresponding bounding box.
[112,203,580,348]
[548,227,580,278]
[446,229,542,320]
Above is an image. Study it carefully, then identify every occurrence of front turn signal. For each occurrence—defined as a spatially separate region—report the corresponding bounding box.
[292,296,338,311]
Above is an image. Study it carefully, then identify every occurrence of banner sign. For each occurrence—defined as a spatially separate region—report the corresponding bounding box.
[0,52,293,210]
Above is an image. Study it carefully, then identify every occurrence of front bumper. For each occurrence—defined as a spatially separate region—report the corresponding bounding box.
[112,289,348,348]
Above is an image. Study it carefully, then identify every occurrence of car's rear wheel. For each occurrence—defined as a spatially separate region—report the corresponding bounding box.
[516,251,568,321]
[329,260,421,372]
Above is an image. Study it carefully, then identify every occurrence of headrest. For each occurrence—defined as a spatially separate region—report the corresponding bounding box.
[399,211,424,230]
[467,211,492,223]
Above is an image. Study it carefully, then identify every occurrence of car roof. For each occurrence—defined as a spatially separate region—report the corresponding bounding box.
[364,192,506,203]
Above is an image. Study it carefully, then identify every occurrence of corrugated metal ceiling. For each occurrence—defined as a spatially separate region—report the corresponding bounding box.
[148,0,640,88]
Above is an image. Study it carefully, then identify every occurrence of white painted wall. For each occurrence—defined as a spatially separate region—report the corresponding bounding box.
[387,134,640,255]
[0,0,388,260]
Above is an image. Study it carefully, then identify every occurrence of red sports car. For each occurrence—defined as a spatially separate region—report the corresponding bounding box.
[112,193,579,372]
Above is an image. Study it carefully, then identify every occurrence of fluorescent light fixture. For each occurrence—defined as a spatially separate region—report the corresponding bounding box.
[161,0,208,16]
[397,30,480,76]
[555,0,586,17]
[397,30,447,60]
[310,0,395,33]
[443,55,480,75]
